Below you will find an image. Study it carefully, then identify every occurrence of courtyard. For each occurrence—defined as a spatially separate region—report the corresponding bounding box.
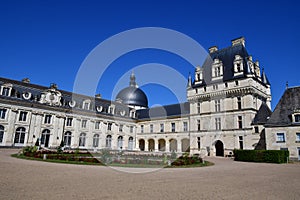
[0,149,299,200]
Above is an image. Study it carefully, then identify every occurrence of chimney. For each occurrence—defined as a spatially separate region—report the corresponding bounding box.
[22,78,30,83]
[50,83,58,89]
[209,46,218,53]
[231,37,245,47]
[95,94,102,99]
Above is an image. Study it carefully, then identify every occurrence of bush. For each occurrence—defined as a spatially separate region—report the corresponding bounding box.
[233,149,289,164]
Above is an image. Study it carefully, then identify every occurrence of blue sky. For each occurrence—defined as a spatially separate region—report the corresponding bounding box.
[0,0,299,110]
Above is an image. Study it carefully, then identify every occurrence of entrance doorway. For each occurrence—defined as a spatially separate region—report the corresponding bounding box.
[215,140,224,157]
[139,139,145,151]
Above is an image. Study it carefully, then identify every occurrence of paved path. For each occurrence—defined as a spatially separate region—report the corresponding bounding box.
[0,149,299,200]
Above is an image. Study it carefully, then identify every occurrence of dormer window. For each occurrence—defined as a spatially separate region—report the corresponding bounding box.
[212,59,223,80]
[233,55,244,76]
[195,66,203,83]
[108,105,115,114]
[82,100,91,110]
[0,84,12,97]
[214,66,221,77]
[293,114,300,123]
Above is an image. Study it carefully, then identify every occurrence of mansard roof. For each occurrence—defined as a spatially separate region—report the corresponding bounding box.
[137,102,190,120]
[192,38,270,88]
[252,102,272,125]
[0,77,135,120]
[265,86,300,127]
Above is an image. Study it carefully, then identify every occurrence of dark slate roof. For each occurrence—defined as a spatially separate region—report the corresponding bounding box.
[265,87,300,127]
[116,86,148,108]
[252,102,272,125]
[198,43,249,86]
[192,42,270,88]
[0,77,134,119]
[137,102,190,120]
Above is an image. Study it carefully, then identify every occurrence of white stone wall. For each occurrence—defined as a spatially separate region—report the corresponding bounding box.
[265,127,300,160]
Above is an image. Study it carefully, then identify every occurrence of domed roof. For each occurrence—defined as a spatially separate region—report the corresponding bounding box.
[116,72,148,108]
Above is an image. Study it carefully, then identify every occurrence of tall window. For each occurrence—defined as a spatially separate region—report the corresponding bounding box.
[160,124,164,132]
[171,123,175,132]
[93,134,99,147]
[197,137,201,150]
[237,97,242,110]
[197,120,201,131]
[66,118,73,126]
[128,137,134,150]
[19,111,27,122]
[106,135,112,148]
[81,120,87,128]
[276,133,285,143]
[0,108,7,119]
[296,133,300,142]
[79,133,86,147]
[239,136,244,149]
[254,126,259,133]
[64,131,72,146]
[95,121,100,130]
[44,114,52,124]
[14,127,26,144]
[215,100,220,112]
[141,125,144,133]
[0,125,4,143]
[215,118,221,130]
[119,124,123,132]
[197,102,201,114]
[183,122,188,132]
[107,123,112,131]
[150,124,153,133]
[238,116,243,129]
[41,129,50,147]
[130,126,133,133]
[117,136,123,150]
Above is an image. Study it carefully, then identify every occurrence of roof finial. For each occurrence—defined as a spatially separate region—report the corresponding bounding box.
[187,72,192,88]
[286,81,289,90]
[130,71,137,88]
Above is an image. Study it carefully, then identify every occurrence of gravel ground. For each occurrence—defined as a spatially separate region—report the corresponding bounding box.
[0,149,299,200]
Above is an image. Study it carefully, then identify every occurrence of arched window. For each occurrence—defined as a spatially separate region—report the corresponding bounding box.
[106,135,112,148]
[0,125,4,143]
[128,136,134,150]
[93,134,99,147]
[64,131,72,147]
[117,136,123,150]
[79,133,86,147]
[41,129,50,147]
[14,127,26,144]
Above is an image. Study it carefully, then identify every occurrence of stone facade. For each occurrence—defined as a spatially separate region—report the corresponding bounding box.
[265,87,300,161]
[0,37,277,157]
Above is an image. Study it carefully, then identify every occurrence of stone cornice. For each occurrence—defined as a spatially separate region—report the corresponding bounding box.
[188,86,268,102]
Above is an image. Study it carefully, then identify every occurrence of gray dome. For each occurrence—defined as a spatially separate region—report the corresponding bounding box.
[116,72,148,108]
[116,86,148,108]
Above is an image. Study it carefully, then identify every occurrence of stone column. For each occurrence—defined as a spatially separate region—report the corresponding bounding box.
[154,139,159,152]
[144,139,149,151]
[165,140,170,152]
[177,139,182,153]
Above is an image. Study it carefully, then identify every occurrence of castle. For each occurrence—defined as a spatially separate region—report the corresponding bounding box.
[1,37,299,160]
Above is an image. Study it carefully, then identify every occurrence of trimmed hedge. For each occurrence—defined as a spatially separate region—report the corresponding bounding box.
[233,149,289,164]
